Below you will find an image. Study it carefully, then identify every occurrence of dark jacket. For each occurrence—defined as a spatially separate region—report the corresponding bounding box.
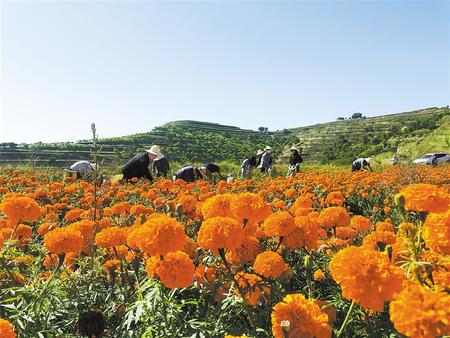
[152,157,170,178]
[175,166,203,182]
[204,163,221,173]
[122,152,153,181]
[289,151,303,166]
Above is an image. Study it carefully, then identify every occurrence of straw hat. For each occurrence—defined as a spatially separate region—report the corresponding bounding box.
[264,146,272,151]
[256,149,264,156]
[146,145,161,156]
[90,163,98,170]
[366,157,371,163]
[290,146,298,151]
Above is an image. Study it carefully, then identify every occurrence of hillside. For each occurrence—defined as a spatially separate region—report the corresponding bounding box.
[0,107,448,167]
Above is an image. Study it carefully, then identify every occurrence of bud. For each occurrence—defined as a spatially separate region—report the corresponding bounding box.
[281,320,290,333]
[394,193,405,209]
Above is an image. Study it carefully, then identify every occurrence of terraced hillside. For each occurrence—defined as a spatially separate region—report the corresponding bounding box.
[0,107,448,167]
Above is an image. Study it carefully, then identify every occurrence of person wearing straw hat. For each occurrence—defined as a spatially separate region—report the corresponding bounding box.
[122,145,161,181]
[351,157,372,172]
[241,150,262,179]
[258,146,273,174]
[287,146,303,177]
[68,160,98,179]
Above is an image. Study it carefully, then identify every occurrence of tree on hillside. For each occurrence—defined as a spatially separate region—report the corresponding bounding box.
[351,112,363,119]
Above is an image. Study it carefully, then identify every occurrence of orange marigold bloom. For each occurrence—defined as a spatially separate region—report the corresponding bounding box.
[284,215,321,250]
[290,195,314,211]
[329,246,404,311]
[197,217,244,254]
[390,283,450,338]
[253,251,289,278]
[313,269,326,281]
[0,318,16,338]
[285,188,297,199]
[130,214,186,256]
[271,294,331,338]
[226,235,262,265]
[234,272,270,306]
[325,191,345,206]
[350,215,372,233]
[201,194,233,219]
[335,226,358,240]
[397,183,449,213]
[375,219,394,232]
[103,259,121,272]
[362,230,396,251]
[147,251,195,289]
[44,227,84,255]
[95,226,127,248]
[0,196,41,225]
[177,194,197,213]
[230,193,271,224]
[422,211,450,256]
[262,211,296,237]
[318,206,350,228]
[64,209,83,222]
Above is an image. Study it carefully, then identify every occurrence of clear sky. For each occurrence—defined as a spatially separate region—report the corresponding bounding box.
[1,0,449,143]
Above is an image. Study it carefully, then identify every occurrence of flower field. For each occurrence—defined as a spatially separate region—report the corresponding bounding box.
[0,165,449,338]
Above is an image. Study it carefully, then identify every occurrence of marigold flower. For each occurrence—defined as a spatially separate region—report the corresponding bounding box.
[262,211,296,237]
[390,283,450,338]
[325,191,345,206]
[64,209,83,222]
[271,294,331,338]
[284,215,321,250]
[350,215,372,233]
[230,193,271,224]
[197,217,244,254]
[95,227,127,248]
[253,251,289,278]
[318,206,350,228]
[290,195,314,211]
[177,194,197,213]
[422,211,450,255]
[0,196,41,225]
[44,227,84,255]
[0,318,16,338]
[146,251,195,289]
[329,246,405,311]
[313,269,326,281]
[226,235,262,265]
[130,214,186,256]
[201,194,233,219]
[362,230,396,251]
[234,272,270,306]
[397,183,449,213]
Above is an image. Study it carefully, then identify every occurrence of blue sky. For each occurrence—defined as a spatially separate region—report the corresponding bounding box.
[1,0,449,143]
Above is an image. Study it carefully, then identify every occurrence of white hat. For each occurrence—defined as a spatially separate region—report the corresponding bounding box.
[264,146,272,151]
[290,146,298,151]
[366,157,371,163]
[146,145,161,156]
[256,149,264,156]
[90,163,98,169]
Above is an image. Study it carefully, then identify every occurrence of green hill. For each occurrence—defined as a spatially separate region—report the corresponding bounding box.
[0,107,448,167]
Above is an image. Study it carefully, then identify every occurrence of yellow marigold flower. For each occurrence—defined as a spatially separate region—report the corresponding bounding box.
[271,294,331,338]
[318,206,350,228]
[0,318,16,338]
[262,211,296,237]
[44,227,84,255]
[202,194,233,219]
[329,245,404,311]
[253,251,289,278]
[147,251,195,289]
[390,283,450,338]
[95,226,127,248]
[313,269,326,281]
[197,217,244,254]
[397,183,449,213]
[129,214,186,256]
[422,211,450,256]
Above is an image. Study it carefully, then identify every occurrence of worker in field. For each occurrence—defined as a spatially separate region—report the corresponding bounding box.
[392,153,399,165]
[152,150,170,178]
[241,151,261,178]
[352,157,373,172]
[258,146,273,174]
[122,145,160,182]
[173,165,207,183]
[68,161,98,179]
[202,163,221,182]
[287,146,303,177]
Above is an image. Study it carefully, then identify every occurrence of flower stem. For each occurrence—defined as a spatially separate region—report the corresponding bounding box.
[336,300,355,337]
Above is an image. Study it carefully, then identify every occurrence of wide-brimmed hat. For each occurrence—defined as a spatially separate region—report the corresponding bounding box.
[366,157,371,163]
[90,163,98,170]
[146,145,161,156]
[256,149,264,156]
[264,146,272,151]
[290,146,298,151]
